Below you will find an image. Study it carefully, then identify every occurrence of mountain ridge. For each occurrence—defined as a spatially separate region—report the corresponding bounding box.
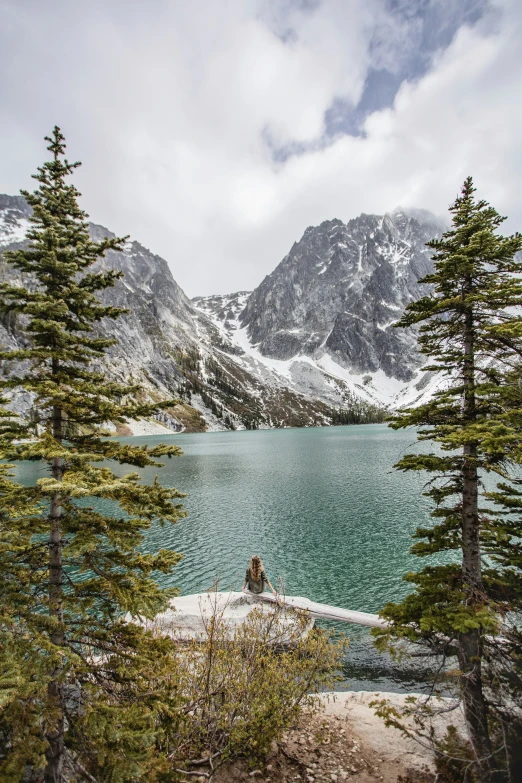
[238,208,445,381]
[0,194,444,432]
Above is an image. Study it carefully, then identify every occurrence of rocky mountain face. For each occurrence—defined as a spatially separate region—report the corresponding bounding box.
[0,195,204,432]
[0,195,443,433]
[195,210,446,411]
[0,195,374,432]
[239,210,442,381]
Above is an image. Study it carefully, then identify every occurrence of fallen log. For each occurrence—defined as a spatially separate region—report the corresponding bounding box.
[247,590,390,628]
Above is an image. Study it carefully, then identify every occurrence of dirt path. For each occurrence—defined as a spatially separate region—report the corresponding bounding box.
[209,691,464,783]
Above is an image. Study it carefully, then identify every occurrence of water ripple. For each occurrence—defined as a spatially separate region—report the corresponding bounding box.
[19,424,440,691]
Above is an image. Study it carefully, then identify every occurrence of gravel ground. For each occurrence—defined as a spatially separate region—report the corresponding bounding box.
[203,691,463,783]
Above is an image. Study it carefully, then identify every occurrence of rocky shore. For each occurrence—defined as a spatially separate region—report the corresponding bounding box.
[210,691,464,783]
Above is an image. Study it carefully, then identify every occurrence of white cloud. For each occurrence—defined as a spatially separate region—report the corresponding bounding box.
[0,0,520,296]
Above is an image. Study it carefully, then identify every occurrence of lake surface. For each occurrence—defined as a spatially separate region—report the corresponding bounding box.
[16,424,439,691]
[133,424,438,691]
[127,425,430,607]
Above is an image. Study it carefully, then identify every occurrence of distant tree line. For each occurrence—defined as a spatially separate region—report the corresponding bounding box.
[331,402,387,426]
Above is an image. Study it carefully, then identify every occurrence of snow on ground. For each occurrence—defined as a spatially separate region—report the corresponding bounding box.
[188,393,233,432]
[0,216,31,247]
[392,368,450,409]
[232,324,296,381]
[314,356,411,405]
[194,297,298,385]
[203,300,415,407]
[124,418,178,436]
[194,297,441,410]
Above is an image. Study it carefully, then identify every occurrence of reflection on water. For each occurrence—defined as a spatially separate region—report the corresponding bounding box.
[17,424,442,692]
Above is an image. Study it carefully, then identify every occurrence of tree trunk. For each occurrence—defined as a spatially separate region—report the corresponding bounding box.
[457,631,495,782]
[459,305,495,781]
[44,396,65,783]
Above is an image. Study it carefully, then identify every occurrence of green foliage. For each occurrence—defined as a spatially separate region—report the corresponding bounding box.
[330,400,387,425]
[175,347,202,375]
[163,600,346,776]
[434,726,479,783]
[0,128,186,780]
[16,598,344,782]
[374,178,522,781]
[433,720,522,783]
[0,127,348,783]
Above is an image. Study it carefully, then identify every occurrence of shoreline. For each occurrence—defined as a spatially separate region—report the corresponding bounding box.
[316,690,464,773]
[120,419,390,437]
[213,690,464,782]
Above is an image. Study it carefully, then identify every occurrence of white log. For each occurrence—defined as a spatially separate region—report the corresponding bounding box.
[127,591,390,642]
[246,590,390,628]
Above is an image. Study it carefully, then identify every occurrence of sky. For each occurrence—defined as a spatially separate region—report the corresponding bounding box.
[1,0,521,297]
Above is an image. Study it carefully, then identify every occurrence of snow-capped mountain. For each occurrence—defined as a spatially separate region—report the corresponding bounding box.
[0,194,444,432]
[0,195,207,433]
[194,210,448,410]
[241,210,444,380]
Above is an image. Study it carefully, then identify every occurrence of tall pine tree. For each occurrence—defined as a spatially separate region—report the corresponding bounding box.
[0,128,186,782]
[376,178,522,782]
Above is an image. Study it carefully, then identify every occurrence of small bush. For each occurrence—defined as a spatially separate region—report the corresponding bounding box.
[434,725,478,783]
[3,601,345,781]
[166,601,346,777]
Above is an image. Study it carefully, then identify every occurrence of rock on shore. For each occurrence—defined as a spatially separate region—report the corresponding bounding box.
[212,690,465,783]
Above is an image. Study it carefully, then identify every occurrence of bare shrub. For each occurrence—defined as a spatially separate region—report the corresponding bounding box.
[166,596,346,780]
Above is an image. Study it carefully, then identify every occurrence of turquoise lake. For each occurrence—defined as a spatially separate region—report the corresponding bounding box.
[123,424,430,603]
[15,423,440,691]
[122,423,437,692]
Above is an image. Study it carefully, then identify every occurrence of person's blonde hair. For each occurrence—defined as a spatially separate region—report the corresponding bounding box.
[249,554,263,581]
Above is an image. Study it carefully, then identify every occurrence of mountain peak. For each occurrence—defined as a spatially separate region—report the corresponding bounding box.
[0,193,32,216]
[240,209,439,380]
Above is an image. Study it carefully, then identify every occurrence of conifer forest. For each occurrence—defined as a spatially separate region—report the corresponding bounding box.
[1,8,522,778]
[1,123,521,783]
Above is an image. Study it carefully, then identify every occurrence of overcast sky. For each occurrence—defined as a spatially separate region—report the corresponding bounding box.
[1,0,520,297]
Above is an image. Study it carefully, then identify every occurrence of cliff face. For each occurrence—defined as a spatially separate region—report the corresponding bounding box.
[0,196,198,427]
[1,195,444,432]
[239,210,443,381]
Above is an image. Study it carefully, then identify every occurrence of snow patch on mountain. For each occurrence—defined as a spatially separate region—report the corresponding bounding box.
[194,291,437,409]
[0,215,31,247]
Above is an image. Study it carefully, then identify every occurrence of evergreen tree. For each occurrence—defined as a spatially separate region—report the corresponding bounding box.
[0,128,186,782]
[376,178,522,781]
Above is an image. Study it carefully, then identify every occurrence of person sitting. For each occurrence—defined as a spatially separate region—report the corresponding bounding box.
[243,554,278,598]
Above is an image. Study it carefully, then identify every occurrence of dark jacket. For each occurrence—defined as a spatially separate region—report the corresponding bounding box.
[245,567,267,594]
